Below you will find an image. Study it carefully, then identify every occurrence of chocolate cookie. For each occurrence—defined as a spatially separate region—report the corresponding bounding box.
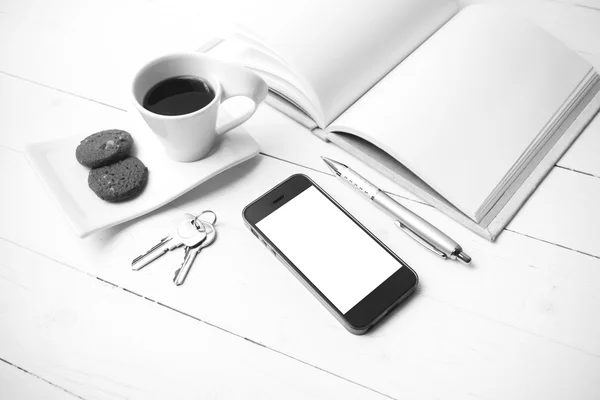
[88,156,148,202]
[76,129,134,168]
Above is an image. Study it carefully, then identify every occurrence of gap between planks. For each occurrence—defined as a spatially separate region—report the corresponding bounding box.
[2,53,600,262]
[0,357,86,400]
[0,236,397,400]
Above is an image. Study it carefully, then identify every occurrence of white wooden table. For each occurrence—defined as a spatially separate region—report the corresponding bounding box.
[2,0,600,399]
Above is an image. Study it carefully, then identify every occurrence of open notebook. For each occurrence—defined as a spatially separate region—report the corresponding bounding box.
[203,1,600,240]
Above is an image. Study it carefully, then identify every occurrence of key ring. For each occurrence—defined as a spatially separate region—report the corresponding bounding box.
[194,210,217,228]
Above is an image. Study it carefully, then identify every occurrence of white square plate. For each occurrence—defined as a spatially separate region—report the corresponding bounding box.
[24,110,259,237]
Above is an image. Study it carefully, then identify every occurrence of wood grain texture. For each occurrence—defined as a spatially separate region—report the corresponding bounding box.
[507,167,600,257]
[0,361,81,400]
[1,0,599,195]
[1,141,599,398]
[1,0,600,399]
[0,239,388,400]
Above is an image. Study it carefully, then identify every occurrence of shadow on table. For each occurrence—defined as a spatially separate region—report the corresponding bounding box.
[365,284,422,337]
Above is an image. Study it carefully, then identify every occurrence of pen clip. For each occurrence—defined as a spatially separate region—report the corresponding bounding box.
[394,220,447,259]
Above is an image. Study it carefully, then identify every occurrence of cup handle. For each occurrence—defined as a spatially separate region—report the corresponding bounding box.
[213,60,268,135]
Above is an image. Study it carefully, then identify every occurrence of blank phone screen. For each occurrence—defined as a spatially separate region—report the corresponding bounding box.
[256,185,402,314]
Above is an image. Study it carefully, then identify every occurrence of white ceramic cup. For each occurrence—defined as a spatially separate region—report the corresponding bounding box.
[132,53,267,162]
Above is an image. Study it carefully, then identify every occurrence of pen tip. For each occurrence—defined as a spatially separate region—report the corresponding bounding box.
[457,251,471,264]
[321,156,337,173]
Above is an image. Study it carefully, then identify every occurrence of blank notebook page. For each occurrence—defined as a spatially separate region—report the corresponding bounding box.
[236,0,456,125]
[330,5,592,221]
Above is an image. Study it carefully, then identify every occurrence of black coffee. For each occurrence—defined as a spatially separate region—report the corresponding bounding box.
[142,76,215,116]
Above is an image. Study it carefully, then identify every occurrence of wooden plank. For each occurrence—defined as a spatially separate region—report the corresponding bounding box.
[387,190,600,354]
[0,73,126,151]
[1,3,600,182]
[2,1,599,95]
[0,239,387,400]
[0,361,80,400]
[506,167,600,257]
[0,11,205,111]
[2,143,600,398]
[0,0,277,110]
[0,74,599,354]
[1,4,600,398]
[0,67,597,255]
[0,65,421,200]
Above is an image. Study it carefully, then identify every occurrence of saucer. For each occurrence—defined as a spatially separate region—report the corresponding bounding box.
[24,110,259,237]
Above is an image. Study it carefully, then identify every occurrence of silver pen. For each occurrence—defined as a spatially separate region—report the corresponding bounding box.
[321,157,471,264]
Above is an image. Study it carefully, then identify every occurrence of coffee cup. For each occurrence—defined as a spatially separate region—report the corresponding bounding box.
[132,52,268,162]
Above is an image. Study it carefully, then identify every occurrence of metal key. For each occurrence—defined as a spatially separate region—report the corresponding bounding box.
[173,220,217,285]
[132,215,206,271]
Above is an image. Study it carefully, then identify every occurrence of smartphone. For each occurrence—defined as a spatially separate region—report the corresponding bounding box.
[242,174,418,334]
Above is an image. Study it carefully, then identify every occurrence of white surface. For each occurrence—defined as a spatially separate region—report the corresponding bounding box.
[0,239,384,400]
[24,109,259,237]
[257,185,401,314]
[1,0,600,399]
[331,4,594,222]
[230,0,456,126]
[0,361,79,400]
